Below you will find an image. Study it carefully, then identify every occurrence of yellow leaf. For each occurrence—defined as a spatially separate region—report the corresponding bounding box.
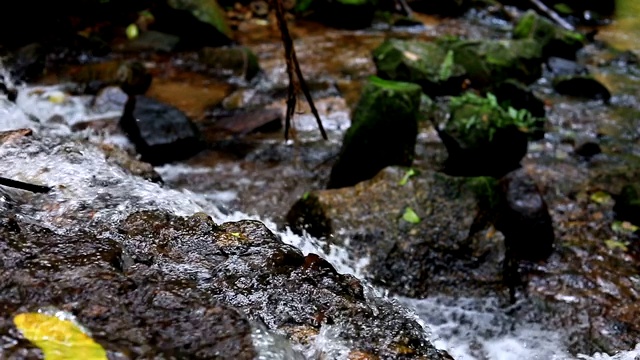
[13,312,107,360]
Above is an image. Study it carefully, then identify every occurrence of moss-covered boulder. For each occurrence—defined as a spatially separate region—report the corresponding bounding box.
[437,91,543,177]
[327,76,422,189]
[552,75,611,102]
[150,0,233,48]
[440,37,544,87]
[513,10,585,59]
[372,39,466,96]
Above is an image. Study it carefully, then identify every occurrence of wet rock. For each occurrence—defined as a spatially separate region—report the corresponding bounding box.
[98,143,164,184]
[513,10,585,59]
[436,91,541,177]
[0,218,257,359]
[121,30,181,53]
[0,82,18,103]
[552,75,611,102]
[288,167,502,298]
[119,95,204,165]
[199,46,261,80]
[495,168,554,268]
[202,108,282,140]
[372,39,466,96]
[150,0,233,48]
[439,37,544,88]
[328,76,421,189]
[116,211,448,359]
[614,184,640,226]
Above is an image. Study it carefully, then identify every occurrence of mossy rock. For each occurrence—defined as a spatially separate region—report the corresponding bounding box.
[328,76,422,189]
[438,92,541,176]
[513,10,585,59]
[439,37,544,87]
[372,39,466,96]
[167,0,232,38]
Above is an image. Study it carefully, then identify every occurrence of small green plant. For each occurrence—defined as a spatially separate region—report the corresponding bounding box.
[449,92,540,140]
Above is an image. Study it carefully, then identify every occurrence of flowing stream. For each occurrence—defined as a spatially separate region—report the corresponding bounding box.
[1,83,638,359]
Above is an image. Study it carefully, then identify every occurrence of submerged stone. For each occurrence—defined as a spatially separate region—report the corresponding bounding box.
[372,39,466,95]
[328,76,422,189]
[513,10,585,59]
[119,95,204,165]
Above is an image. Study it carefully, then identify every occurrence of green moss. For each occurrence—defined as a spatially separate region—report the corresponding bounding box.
[448,91,541,141]
[466,176,500,209]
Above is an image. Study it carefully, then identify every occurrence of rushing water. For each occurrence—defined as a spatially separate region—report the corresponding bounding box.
[1,84,638,360]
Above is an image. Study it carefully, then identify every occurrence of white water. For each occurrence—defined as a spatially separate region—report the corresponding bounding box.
[1,86,639,360]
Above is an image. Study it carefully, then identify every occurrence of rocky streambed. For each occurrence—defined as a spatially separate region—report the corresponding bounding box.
[2,0,640,359]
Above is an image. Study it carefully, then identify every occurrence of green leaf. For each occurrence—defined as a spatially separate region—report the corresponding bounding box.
[399,168,416,186]
[402,207,421,223]
[438,50,455,81]
[126,24,139,40]
[605,238,628,251]
[590,191,612,204]
[612,220,639,234]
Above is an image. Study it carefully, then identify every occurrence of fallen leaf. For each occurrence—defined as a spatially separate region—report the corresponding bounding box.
[13,312,107,360]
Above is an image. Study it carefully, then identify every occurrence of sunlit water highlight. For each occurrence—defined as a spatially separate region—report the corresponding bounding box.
[1,85,639,360]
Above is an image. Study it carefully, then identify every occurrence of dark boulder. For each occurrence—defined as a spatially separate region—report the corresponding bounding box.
[552,75,611,102]
[119,95,204,165]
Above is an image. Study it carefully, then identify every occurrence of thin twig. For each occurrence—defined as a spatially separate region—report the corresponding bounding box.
[0,176,51,193]
[272,0,328,140]
[528,0,575,31]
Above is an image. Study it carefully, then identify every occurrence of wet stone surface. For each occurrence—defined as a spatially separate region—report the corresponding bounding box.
[0,217,256,359]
